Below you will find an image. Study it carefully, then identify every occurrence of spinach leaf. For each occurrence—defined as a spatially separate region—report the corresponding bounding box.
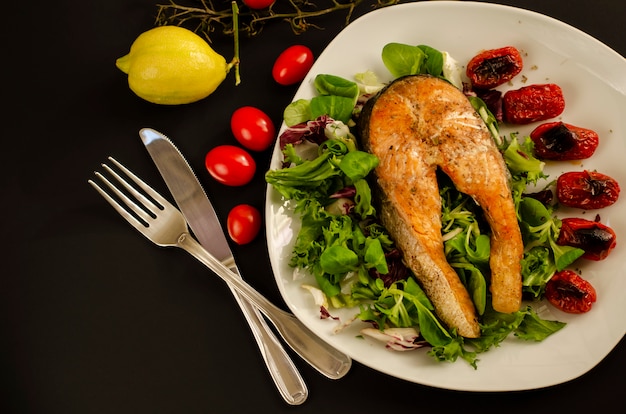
[364,238,388,274]
[314,74,360,101]
[381,42,426,78]
[338,150,379,181]
[417,44,444,76]
[320,245,359,274]
[310,95,355,124]
[353,178,376,218]
[283,99,312,127]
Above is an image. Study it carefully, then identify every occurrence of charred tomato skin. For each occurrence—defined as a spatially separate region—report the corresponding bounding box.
[466,46,523,89]
[557,217,617,260]
[530,122,599,160]
[545,270,596,313]
[556,170,620,209]
[503,83,565,124]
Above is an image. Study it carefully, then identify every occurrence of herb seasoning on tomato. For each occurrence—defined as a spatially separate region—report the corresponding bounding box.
[556,170,620,209]
[530,122,599,160]
[503,83,565,124]
[557,217,617,260]
[545,270,596,314]
[466,46,523,89]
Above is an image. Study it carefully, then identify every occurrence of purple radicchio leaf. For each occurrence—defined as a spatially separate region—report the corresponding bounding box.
[330,186,357,199]
[370,249,410,288]
[279,115,335,150]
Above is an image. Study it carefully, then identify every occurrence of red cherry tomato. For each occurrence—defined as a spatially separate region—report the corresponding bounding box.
[227,204,262,245]
[466,46,523,89]
[230,106,276,152]
[272,45,314,86]
[557,217,617,261]
[205,145,256,186]
[242,0,275,9]
[545,270,596,313]
[503,83,565,124]
[530,122,599,160]
[556,170,620,210]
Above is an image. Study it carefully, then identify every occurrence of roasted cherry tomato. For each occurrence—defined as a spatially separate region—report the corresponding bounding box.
[466,46,523,89]
[205,145,256,186]
[242,0,275,9]
[556,170,620,210]
[557,217,617,260]
[503,83,565,124]
[227,204,262,245]
[530,122,599,160]
[272,45,314,86]
[545,270,596,314]
[230,106,276,152]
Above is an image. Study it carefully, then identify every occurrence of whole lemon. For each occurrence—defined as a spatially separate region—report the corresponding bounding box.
[116,26,227,105]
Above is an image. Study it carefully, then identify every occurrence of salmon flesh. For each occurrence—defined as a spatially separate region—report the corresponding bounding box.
[359,75,523,338]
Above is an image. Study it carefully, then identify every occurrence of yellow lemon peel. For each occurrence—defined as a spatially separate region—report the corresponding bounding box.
[116,26,229,105]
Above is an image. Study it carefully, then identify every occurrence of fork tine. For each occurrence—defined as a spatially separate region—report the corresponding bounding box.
[108,156,173,210]
[96,168,158,223]
[88,176,149,235]
[100,162,162,217]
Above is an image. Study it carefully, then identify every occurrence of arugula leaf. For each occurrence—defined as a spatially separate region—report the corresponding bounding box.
[502,134,546,183]
[429,337,477,368]
[515,308,566,341]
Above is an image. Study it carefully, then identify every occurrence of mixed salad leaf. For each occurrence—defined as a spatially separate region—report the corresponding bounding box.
[265,43,576,368]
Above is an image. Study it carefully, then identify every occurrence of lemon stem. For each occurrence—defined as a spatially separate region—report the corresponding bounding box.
[226,1,241,86]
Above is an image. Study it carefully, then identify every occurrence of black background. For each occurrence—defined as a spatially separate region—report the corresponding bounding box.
[4,1,625,412]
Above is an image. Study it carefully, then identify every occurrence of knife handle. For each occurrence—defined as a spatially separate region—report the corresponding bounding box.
[177,233,352,380]
[226,281,308,405]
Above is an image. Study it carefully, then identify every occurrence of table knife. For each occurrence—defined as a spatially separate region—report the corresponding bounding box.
[139,128,350,400]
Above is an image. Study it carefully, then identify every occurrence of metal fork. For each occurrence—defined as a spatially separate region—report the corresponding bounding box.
[88,158,352,385]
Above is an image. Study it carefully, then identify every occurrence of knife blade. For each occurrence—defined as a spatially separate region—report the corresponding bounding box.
[139,128,308,405]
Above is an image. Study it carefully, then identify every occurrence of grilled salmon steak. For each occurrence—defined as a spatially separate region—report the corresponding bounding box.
[359,75,524,338]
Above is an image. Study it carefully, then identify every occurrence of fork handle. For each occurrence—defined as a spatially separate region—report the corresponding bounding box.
[176,232,352,380]
[227,284,308,405]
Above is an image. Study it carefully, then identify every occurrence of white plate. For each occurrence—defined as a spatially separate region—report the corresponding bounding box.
[265,1,626,391]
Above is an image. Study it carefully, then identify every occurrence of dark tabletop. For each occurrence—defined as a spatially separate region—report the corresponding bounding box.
[4,1,625,412]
